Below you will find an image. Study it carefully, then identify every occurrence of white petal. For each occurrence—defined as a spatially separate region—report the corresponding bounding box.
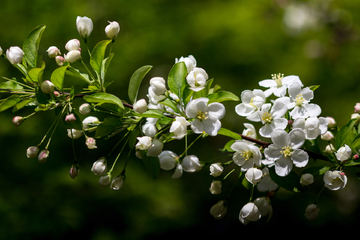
[264,144,283,161]
[259,124,274,138]
[275,157,293,176]
[241,90,254,103]
[293,118,305,130]
[208,102,226,119]
[259,79,276,88]
[235,103,255,117]
[191,119,203,134]
[305,103,321,117]
[270,129,290,147]
[288,82,302,99]
[289,128,305,149]
[272,118,288,130]
[271,99,288,118]
[291,149,309,168]
[203,117,221,136]
[290,106,308,119]
[186,98,209,118]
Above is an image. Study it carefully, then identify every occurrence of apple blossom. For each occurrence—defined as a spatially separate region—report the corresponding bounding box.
[67,129,83,139]
[82,116,100,131]
[149,77,167,96]
[64,50,81,63]
[12,116,23,126]
[171,163,183,179]
[326,116,336,128]
[185,97,225,136]
[86,137,97,149]
[158,150,178,170]
[254,197,273,219]
[182,155,202,173]
[99,174,111,187]
[147,139,163,157]
[258,99,288,138]
[142,118,158,137]
[6,46,24,65]
[242,123,257,139]
[135,136,152,150]
[305,204,319,220]
[41,80,56,94]
[245,168,263,185]
[169,116,190,140]
[264,128,309,177]
[91,157,107,175]
[292,117,328,140]
[186,67,208,92]
[231,140,262,171]
[133,99,148,114]
[46,46,61,58]
[111,175,125,190]
[65,39,81,51]
[239,202,261,225]
[321,131,334,141]
[105,21,120,39]
[38,149,49,163]
[335,145,352,162]
[324,170,347,190]
[26,146,39,158]
[55,56,65,66]
[355,103,360,113]
[76,16,93,38]
[79,103,92,115]
[175,55,197,73]
[300,173,314,186]
[235,89,266,122]
[65,113,76,123]
[209,163,224,177]
[69,164,79,179]
[209,180,222,194]
[258,73,303,97]
[256,167,279,192]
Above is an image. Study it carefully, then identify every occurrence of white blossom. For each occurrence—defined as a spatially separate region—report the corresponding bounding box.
[99,175,111,187]
[147,139,163,157]
[292,117,328,140]
[6,46,24,65]
[185,97,225,136]
[158,150,178,170]
[91,157,107,175]
[186,67,208,92]
[239,202,261,225]
[79,103,92,115]
[209,163,224,177]
[82,116,100,131]
[76,16,93,38]
[86,137,97,149]
[142,118,158,137]
[264,128,309,177]
[258,73,303,97]
[105,21,120,39]
[46,46,61,58]
[170,116,190,139]
[235,89,266,121]
[321,131,334,141]
[149,77,167,96]
[26,146,39,158]
[171,163,183,179]
[254,197,273,219]
[111,175,125,191]
[245,168,263,185]
[256,167,279,192]
[323,170,347,190]
[135,136,152,150]
[41,80,55,94]
[335,145,352,162]
[231,140,262,171]
[242,123,257,139]
[258,99,288,138]
[133,99,148,114]
[209,180,222,194]
[300,173,314,186]
[182,155,202,173]
[64,50,81,63]
[67,129,83,139]
[65,39,81,51]
[175,55,197,73]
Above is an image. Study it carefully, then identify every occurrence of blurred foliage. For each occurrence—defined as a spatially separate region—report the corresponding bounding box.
[1,0,360,239]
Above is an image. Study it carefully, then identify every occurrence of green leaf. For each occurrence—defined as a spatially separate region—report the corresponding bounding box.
[207,90,240,103]
[90,40,112,75]
[70,85,83,100]
[23,25,46,68]
[0,95,21,112]
[0,80,24,92]
[167,62,187,102]
[335,118,358,149]
[12,97,35,113]
[25,61,45,85]
[140,109,165,118]
[140,151,160,180]
[95,117,123,139]
[51,65,68,90]
[128,126,140,149]
[83,92,124,110]
[101,53,114,83]
[217,128,242,140]
[219,139,236,152]
[66,66,91,85]
[128,65,153,103]
[159,99,180,113]
[301,166,330,176]
[309,85,320,91]
[269,168,305,192]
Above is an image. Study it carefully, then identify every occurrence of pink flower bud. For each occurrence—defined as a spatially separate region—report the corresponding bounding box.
[65,113,76,123]
[355,103,360,113]
[46,46,61,58]
[55,56,65,66]
[105,21,120,39]
[12,116,23,126]
[86,137,97,149]
[26,146,39,158]
[326,116,336,128]
[38,149,49,163]
[69,164,79,179]
[65,39,81,51]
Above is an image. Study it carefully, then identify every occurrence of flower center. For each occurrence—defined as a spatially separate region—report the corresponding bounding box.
[241,150,253,160]
[272,73,284,88]
[280,146,293,158]
[196,110,208,120]
[261,112,273,124]
[295,94,304,107]
[249,97,257,109]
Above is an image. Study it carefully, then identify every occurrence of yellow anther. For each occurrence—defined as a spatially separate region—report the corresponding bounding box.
[240,150,253,161]
[261,112,273,124]
[280,146,293,158]
[272,73,284,88]
[196,110,208,120]
[295,94,304,107]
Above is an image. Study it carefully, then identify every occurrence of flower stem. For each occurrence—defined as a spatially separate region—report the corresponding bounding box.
[109,134,130,174]
[179,133,203,158]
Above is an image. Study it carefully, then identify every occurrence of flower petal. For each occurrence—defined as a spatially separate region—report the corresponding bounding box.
[289,128,305,149]
[275,156,293,177]
[208,102,226,119]
[291,149,309,168]
[306,103,321,117]
[203,116,221,136]
[264,144,283,161]
[270,129,290,147]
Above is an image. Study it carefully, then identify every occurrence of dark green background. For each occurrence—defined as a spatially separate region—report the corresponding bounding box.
[1,0,360,239]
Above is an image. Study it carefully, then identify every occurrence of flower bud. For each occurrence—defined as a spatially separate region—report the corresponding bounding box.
[110,175,125,190]
[170,116,190,140]
[79,103,92,115]
[38,149,49,163]
[351,113,360,125]
[76,16,93,38]
[326,116,336,128]
[82,116,100,131]
[105,21,120,39]
[12,116,24,126]
[55,56,65,66]
[135,136,152,150]
[182,155,202,173]
[41,80,56,94]
[254,197,272,218]
[245,168,263,185]
[355,103,360,113]
[65,39,81,51]
[86,137,97,149]
[0,46,3,55]
[149,77,167,96]
[91,157,107,175]
[209,180,222,194]
[67,129,83,139]
[99,174,111,187]
[323,170,347,190]
[210,200,227,220]
[26,146,39,158]
[133,99,148,114]
[239,202,261,225]
[147,139,163,157]
[305,204,319,220]
[64,50,81,63]
[158,150,178,170]
[209,163,223,177]
[321,131,334,141]
[46,46,61,58]
[6,46,24,64]
[325,144,335,154]
[69,164,79,179]
[65,113,76,123]
[142,120,158,137]
[300,173,314,186]
[335,144,352,162]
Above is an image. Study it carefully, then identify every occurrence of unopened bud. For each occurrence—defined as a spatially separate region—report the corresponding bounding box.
[46,46,61,58]
[325,144,336,154]
[65,39,81,51]
[38,149,49,163]
[326,117,336,128]
[69,164,79,179]
[41,80,56,94]
[79,103,92,114]
[65,113,76,123]
[86,137,97,149]
[26,146,39,158]
[55,56,65,66]
[110,175,125,190]
[133,99,148,114]
[209,180,222,195]
[321,131,334,141]
[99,174,111,187]
[91,157,107,175]
[355,103,360,113]
[64,50,81,63]
[305,204,319,221]
[105,21,120,39]
[300,173,314,186]
[12,116,24,126]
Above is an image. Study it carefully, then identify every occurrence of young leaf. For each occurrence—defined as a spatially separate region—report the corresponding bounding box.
[207,90,240,104]
[140,109,165,118]
[269,168,305,193]
[51,65,68,90]
[90,40,112,75]
[0,80,24,92]
[70,85,83,100]
[0,95,21,112]
[217,128,242,140]
[12,97,35,113]
[95,117,123,139]
[23,25,46,68]
[101,53,114,83]
[140,151,160,180]
[335,118,358,149]
[128,65,153,103]
[66,66,91,85]
[25,61,45,85]
[167,62,187,102]
[83,92,124,110]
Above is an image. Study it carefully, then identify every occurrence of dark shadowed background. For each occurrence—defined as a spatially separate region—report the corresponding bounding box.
[1,0,360,239]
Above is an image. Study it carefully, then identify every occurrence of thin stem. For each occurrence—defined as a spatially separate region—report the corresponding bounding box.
[179,133,203,158]
[109,135,130,174]
[80,60,96,81]
[314,186,326,204]
[249,184,255,202]
[2,76,35,89]
[225,167,242,199]
[44,103,68,149]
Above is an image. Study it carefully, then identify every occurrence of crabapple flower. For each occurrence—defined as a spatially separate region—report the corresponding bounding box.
[82,116,100,131]
[86,137,97,149]
[210,200,227,220]
[76,16,93,38]
[172,163,183,179]
[79,103,92,115]
[239,202,261,225]
[69,164,79,179]
[64,50,81,63]
[264,128,309,177]
[142,118,158,137]
[287,82,321,119]
[326,116,336,128]
[133,99,148,114]
[99,175,111,187]
[321,131,334,141]
[235,89,266,122]
[300,173,314,186]
[258,99,288,138]
[185,97,225,136]
[147,139,163,157]
[111,175,125,191]
[65,113,76,123]
[231,140,262,171]
[149,77,167,96]
[355,103,360,113]
[245,168,263,185]
[335,144,352,162]
[12,116,23,126]
[256,168,279,192]
[323,170,347,190]
[292,117,328,140]
[135,136,152,150]
[170,116,190,140]
[158,150,178,170]
[254,197,273,219]
[182,155,202,172]
[175,55,197,73]
[258,73,303,97]
[41,80,56,94]
[38,149,49,163]
[242,123,257,139]
[105,21,120,39]
[67,129,83,139]
[147,86,166,104]
[55,56,65,66]
[65,39,81,51]
[91,157,107,175]
[186,67,208,92]
[305,204,319,220]
[6,46,24,65]
[325,144,336,154]
[26,146,39,158]
[209,163,224,177]
[209,180,222,194]
[46,46,61,58]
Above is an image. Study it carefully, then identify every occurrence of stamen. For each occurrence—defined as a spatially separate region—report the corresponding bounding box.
[280,146,293,158]
[271,73,284,88]
[196,110,208,120]
[295,94,304,107]
[261,112,273,124]
[240,150,253,161]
